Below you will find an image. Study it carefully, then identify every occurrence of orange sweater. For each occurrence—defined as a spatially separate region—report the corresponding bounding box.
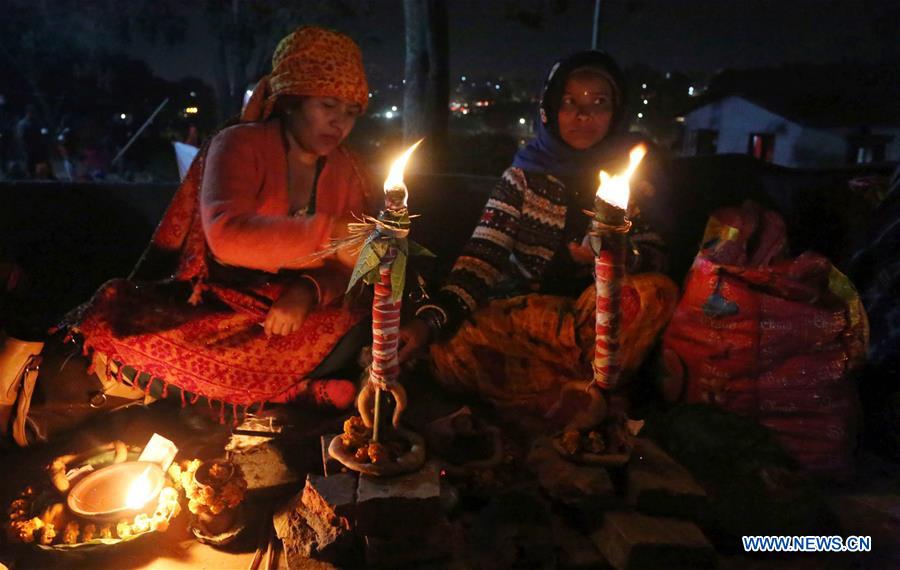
[200,120,372,303]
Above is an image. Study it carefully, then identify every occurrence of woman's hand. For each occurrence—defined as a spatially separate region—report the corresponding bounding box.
[567,235,595,266]
[264,279,318,336]
[398,318,432,364]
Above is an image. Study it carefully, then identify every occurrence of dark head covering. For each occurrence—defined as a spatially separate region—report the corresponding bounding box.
[512,50,641,178]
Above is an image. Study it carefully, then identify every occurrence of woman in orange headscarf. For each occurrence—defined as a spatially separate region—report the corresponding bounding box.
[64,27,377,417]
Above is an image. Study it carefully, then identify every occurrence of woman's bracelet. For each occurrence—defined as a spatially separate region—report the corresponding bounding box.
[415,304,447,340]
[298,274,322,305]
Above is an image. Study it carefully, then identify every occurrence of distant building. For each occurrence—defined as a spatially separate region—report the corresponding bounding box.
[680,65,900,168]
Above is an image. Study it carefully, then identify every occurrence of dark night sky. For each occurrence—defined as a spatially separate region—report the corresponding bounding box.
[140,0,900,86]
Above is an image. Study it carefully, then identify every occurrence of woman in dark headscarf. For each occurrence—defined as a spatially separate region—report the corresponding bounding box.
[399,51,678,411]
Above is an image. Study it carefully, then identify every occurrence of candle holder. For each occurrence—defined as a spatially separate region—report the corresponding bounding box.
[328,141,429,477]
[549,145,647,464]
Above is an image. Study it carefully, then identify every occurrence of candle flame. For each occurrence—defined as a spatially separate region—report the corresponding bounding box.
[125,466,153,510]
[596,144,648,211]
[383,139,424,208]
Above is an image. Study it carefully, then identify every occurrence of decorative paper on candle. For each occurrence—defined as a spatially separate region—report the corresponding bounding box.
[345,139,431,301]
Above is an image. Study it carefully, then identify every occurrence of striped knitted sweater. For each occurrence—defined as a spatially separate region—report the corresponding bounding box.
[421,166,667,336]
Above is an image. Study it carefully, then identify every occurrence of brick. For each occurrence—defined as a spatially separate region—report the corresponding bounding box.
[591,511,716,570]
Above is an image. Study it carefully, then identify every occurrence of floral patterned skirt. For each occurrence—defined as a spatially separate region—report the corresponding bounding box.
[70,278,362,414]
[430,273,678,410]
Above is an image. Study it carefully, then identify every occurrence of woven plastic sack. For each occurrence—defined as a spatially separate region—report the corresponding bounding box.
[663,202,868,479]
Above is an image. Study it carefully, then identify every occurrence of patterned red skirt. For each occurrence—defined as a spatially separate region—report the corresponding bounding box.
[72,279,362,411]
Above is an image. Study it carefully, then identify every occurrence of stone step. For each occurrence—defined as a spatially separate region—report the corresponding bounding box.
[592,511,716,570]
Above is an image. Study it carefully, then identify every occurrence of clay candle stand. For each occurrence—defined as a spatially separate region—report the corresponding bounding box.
[329,141,427,477]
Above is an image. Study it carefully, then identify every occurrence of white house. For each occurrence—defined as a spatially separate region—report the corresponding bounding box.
[681,75,900,169]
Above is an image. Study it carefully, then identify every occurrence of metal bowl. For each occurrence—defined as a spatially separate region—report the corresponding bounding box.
[67,461,165,522]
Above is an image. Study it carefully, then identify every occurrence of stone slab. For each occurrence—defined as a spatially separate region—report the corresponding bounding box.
[591,511,716,570]
[355,461,442,537]
[363,519,460,568]
[274,492,319,565]
[551,514,606,569]
[273,473,361,568]
[229,435,301,497]
[302,473,357,527]
[527,436,618,513]
[626,438,707,520]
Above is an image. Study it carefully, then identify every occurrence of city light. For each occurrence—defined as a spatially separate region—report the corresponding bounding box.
[185,106,198,114]
[637,112,643,119]
[518,117,526,125]
[641,83,647,89]
[461,75,467,81]
[688,86,695,96]
[385,111,394,119]
[643,99,648,105]
[120,113,126,120]
[391,105,398,112]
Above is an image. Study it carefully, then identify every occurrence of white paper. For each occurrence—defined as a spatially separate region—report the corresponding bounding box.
[138,433,179,471]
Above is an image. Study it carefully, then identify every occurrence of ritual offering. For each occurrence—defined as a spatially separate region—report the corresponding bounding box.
[424,407,504,478]
[5,438,182,551]
[178,458,247,541]
[328,140,428,477]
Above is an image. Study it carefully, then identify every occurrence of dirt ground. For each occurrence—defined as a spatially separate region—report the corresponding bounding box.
[2,343,899,569]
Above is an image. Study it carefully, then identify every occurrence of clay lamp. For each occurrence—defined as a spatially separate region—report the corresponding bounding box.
[68,462,165,522]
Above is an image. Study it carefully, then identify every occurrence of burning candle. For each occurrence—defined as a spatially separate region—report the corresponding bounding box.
[349,140,423,442]
[589,144,647,391]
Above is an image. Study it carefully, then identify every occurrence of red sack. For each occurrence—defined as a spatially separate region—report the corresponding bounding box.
[663,202,868,479]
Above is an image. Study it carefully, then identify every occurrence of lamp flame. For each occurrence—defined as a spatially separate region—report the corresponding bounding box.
[383,139,424,208]
[596,144,648,211]
[125,466,153,510]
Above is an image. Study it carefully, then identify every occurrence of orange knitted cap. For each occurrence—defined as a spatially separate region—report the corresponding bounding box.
[242,26,369,122]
